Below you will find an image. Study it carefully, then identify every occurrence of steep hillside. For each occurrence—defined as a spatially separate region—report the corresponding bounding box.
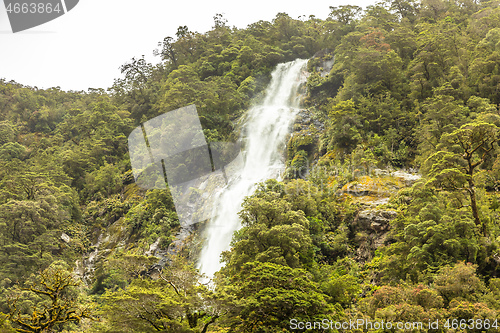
[1,1,500,331]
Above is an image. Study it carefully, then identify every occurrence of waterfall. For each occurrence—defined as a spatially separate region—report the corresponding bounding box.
[197,59,308,279]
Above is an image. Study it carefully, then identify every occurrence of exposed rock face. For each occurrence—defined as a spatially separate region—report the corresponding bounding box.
[145,224,197,271]
[342,176,402,198]
[294,109,325,133]
[352,209,398,262]
[166,224,197,257]
[336,169,420,263]
[374,168,421,186]
[311,49,335,77]
[356,209,397,233]
[341,170,420,207]
[284,109,326,179]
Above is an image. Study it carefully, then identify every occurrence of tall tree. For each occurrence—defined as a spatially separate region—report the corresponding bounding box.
[218,261,339,332]
[99,255,221,333]
[424,122,499,235]
[329,5,362,25]
[7,264,93,333]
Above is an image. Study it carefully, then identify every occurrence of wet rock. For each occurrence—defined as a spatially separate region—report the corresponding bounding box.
[285,109,326,179]
[146,237,161,256]
[166,224,196,257]
[289,109,325,159]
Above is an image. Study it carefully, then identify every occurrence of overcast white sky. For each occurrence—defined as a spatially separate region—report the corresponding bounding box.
[0,0,376,91]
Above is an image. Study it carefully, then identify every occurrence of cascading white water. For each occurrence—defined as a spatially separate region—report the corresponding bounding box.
[197,59,308,279]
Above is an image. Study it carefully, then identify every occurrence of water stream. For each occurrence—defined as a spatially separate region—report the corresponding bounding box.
[197,59,308,279]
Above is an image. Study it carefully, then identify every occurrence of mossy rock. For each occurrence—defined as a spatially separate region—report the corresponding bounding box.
[285,150,309,179]
[341,175,406,205]
[287,132,315,160]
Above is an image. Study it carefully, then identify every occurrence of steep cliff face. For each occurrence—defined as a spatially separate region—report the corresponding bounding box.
[284,109,325,179]
[310,49,335,77]
[352,209,397,262]
[344,170,420,263]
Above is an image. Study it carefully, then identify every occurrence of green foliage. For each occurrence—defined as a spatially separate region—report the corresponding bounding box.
[90,252,158,295]
[320,268,361,307]
[0,121,15,145]
[219,261,340,332]
[122,189,178,243]
[0,143,27,161]
[378,186,483,282]
[6,262,94,333]
[225,187,313,272]
[3,1,500,331]
[423,121,499,233]
[97,255,220,333]
[434,262,486,305]
[83,163,122,201]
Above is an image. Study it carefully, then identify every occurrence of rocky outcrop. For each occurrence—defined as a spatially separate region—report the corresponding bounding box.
[356,209,397,233]
[352,209,398,262]
[342,176,401,198]
[341,170,420,207]
[294,109,325,133]
[340,169,419,262]
[311,49,335,77]
[284,109,326,179]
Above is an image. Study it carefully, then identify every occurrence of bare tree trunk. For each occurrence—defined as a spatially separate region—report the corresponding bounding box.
[468,179,485,236]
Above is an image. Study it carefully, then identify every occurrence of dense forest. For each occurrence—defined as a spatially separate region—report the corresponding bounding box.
[1,0,500,331]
